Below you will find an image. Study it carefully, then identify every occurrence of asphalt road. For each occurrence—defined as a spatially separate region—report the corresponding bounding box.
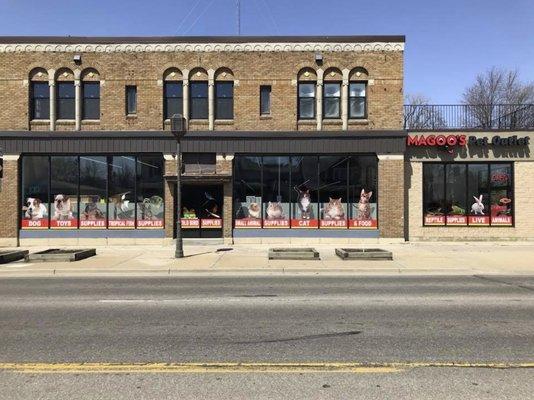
[0,275,533,399]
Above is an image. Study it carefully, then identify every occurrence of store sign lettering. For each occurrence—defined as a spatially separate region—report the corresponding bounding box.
[109,220,135,228]
[349,219,378,229]
[290,219,319,228]
[235,218,262,228]
[263,219,290,228]
[201,219,222,229]
[50,219,78,228]
[80,220,106,228]
[181,218,199,229]
[407,134,467,148]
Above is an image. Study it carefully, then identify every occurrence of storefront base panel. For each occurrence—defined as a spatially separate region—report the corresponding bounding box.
[19,229,166,246]
[0,237,18,247]
[233,228,380,239]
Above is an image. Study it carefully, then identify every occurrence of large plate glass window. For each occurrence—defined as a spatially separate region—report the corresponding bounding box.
[323,83,341,119]
[445,164,467,225]
[348,155,378,229]
[21,156,49,229]
[298,82,316,119]
[50,156,79,229]
[319,156,348,228]
[136,156,164,228]
[164,82,183,120]
[490,164,513,226]
[79,156,107,228]
[57,82,75,120]
[108,156,136,228]
[233,156,262,228]
[467,164,490,226]
[290,156,319,228]
[215,82,233,120]
[262,156,290,228]
[31,82,50,120]
[82,82,100,120]
[423,164,446,225]
[190,82,208,120]
[349,82,366,119]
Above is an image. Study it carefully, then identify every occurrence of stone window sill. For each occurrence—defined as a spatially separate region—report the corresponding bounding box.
[297,119,316,125]
[30,120,50,125]
[215,119,234,125]
[126,114,137,119]
[81,119,101,124]
[56,120,75,125]
[348,119,369,125]
[323,119,342,125]
[260,114,272,120]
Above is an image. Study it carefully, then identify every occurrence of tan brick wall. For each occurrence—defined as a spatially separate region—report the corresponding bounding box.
[0,49,403,132]
[0,159,19,245]
[378,157,405,238]
[407,161,534,241]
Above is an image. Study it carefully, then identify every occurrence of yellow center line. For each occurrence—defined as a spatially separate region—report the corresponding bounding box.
[0,362,532,374]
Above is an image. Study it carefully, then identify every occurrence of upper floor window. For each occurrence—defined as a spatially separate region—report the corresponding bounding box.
[164,82,183,119]
[323,82,341,119]
[260,85,271,116]
[31,82,50,120]
[349,82,367,119]
[126,85,137,115]
[57,82,75,120]
[190,81,208,120]
[215,82,234,120]
[298,82,316,120]
[82,82,100,120]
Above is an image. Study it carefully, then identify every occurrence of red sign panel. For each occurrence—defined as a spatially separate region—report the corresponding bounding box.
[320,219,348,229]
[348,219,378,229]
[491,215,513,226]
[235,218,262,228]
[468,216,490,226]
[446,215,467,226]
[201,219,222,229]
[263,219,290,228]
[21,219,49,229]
[137,219,164,229]
[424,215,445,226]
[50,219,78,229]
[80,220,106,228]
[181,218,200,229]
[290,219,319,228]
[108,219,135,229]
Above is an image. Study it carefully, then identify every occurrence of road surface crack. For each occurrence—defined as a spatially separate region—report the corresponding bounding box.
[233,330,362,345]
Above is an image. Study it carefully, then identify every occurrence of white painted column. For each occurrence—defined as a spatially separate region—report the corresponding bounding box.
[342,69,350,130]
[48,72,56,131]
[74,80,81,130]
[182,71,189,129]
[316,69,324,131]
[208,69,215,131]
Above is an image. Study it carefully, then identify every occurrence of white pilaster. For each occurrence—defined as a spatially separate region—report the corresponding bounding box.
[342,69,350,130]
[182,69,189,129]
[208,69,215,130]
[48,69,56,131]
[74,69,81,130]
[316,69,324,131]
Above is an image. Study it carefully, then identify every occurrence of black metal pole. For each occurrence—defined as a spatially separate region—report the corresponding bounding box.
[175,140,184,258]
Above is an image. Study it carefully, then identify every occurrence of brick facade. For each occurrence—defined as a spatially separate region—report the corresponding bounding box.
[378,156,405,239]
[0,158,19,246]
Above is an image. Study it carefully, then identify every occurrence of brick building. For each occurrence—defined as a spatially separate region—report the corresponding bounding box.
[0,35,532,246]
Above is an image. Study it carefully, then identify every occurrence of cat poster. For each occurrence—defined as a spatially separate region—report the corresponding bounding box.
[263,201,290,228]
[320,197,347,228]
[234,196,262,228]
[348,189,378,229]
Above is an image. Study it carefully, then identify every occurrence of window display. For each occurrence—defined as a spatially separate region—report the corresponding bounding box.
[21,156,49,229]
[291,156,319,228]
[348,156,378,229]
[423,162,513,226]
[233,156,262,228]
[108,156,136,228]
[262,156,290,228]
[50,156,78,229]
[319,156,348,228]
[136,156,164,228]
[80,156,107,228]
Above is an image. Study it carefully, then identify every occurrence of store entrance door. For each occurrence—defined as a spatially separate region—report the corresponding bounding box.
[178,184,223,238]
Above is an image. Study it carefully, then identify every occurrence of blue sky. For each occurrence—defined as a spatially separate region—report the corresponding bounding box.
[0,0,532,103]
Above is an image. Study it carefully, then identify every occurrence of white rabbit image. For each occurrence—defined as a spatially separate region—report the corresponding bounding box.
[471,194,485,215]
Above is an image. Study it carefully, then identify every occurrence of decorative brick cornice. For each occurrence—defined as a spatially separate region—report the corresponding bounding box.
[0,42,404,54]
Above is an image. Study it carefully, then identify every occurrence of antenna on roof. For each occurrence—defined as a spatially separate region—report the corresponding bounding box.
[237,0,241,35]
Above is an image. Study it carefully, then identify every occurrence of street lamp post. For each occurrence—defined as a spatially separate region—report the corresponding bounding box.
[170,114,186,258]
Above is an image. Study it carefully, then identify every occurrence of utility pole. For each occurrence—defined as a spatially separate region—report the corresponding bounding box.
[237,0,241,35]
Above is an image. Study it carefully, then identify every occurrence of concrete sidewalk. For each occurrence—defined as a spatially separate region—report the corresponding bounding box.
[1,242,534,277]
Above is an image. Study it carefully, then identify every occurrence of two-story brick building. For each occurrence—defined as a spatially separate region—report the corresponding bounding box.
[0,35,532,246]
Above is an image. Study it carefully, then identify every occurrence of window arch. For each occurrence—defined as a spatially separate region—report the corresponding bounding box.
[214,67,234,120]
[29,68,49,120]
[297,68,317,120]
[348,67,369,119]
[323,68,343,119]
[81,68,100,120]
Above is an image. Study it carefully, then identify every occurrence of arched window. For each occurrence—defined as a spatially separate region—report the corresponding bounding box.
[349,67,369,119]
[163,68,183,120]
[55,68,75,120]
[323,68,343,119]
[29,68,49,120]
[189,68,208,120]
[297,68,317,120]
[81,68,100,120]
[214,68,234,120]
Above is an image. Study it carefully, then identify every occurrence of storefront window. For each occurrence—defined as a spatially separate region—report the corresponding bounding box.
[233,156,262,228]
[136,156,164,228]
[21,156,49,229]
[291,156,319,228]
[348,155,378,229]
[50,156,78,229]
[108,156,136,229]
[79,156,107,228]
[319,156,348,228]
[423,162,513,226]
[262,156,290,228]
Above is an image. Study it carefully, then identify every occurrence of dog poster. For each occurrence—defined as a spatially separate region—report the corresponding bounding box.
[50,194,78,228]
[21,197,49,229]
[137,195,164,228]
[79,195,106,228]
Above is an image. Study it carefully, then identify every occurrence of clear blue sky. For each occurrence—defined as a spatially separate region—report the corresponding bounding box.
[0,0,532,103]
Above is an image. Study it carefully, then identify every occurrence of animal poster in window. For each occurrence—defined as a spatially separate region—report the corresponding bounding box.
[291,187,318,228]
[137,195,164,228]
[21,197,49,229]
[50,194,78,228]
[263,201,289,228]
[320,197,347,228]
[80,195,107,228]
[108,192,135,229]
[349,189,378,229]
[234,196,262,228]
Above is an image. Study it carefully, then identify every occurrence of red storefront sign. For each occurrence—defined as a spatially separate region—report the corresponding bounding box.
[21,219,49,229]
[446,215,467,226]
[348,219,378,229]
[181,218,200,229]
[319,219,348,229]
[235,218,262,228]
[201,219,222,229]
[491,215,513,226]
[424,215,445,226]
[80,220,106,228]
[263,219,290,228]
[468,216,490,226]
[290,219,319,228]
[50,218,78,229]
[407,134,467,148]
[108,219,135,229]
[137,219,164,229]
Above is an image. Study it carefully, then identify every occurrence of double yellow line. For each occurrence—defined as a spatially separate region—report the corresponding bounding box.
[0,362,532,374]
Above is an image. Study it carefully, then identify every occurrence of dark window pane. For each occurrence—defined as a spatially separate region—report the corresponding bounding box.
[137,155,164,228]
[164,82,183,98]
[291,156,319,224]
[21,156,49,228]
[58,82,75,98]
[319,156,348,227]
[50,156,78,228]
[298,83,315,97]
[83,82,100,99]
[216,98,233,120]
[349,98,366,118]
[57,82,75,119]
[190,82,208,98]
[83,98,100,120]
[490,163,513,225]
[216,82,233,98]
[423,164,445,225]
[299,98,315,119]
[32,82,49,98]
[33,98,50,120]
[79,156,107,228]
[260,86,271,115]
[262,156,290,227]
[165,98,183,119]
[348,155,378,227]
[191,98,208,119]
[324,98,340,118]
[126,86,137,115]
[324,83,341,97]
